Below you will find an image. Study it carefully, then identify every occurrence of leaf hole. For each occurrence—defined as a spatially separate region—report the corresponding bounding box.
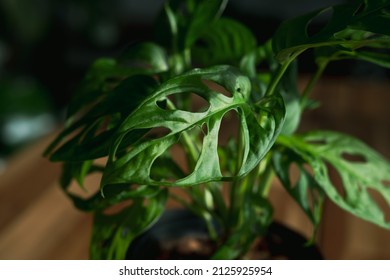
[190,92,210,112]
[149,143,189,182]
[157,92,210,113]
[156,99,167,110]
[325,162,346,199]
[341,152,367,163]
[367,188,390,223]
[197,122,208,146]
[306,139,327,146]
[306,7,334,38]
[202,79,232,97]
[306,187,323,216]
[103,199,133,215]
[218,110,239,146]
[143,126,171,140]
[288,163,301,189]
[201,122,208,136]
[382,180,390,187]
[217,110,240,176]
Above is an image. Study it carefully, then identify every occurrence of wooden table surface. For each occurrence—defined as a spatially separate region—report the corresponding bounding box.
[0,76,389,259]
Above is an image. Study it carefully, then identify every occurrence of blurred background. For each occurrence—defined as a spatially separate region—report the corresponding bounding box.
[2,0,382,159]
[0,0,389,259]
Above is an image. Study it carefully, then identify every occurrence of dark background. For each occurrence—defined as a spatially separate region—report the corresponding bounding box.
[0,0,387,158]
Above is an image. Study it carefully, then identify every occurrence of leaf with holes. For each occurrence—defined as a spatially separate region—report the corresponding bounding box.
[273,1,390,62]
[277,131,390,229]
[272,149,325,231]
[68,43,167,118]
[45,75,159,161]
[45,43,167,161]
[240,42,302,135]
[90,189,167,259]
[101,65,285,189]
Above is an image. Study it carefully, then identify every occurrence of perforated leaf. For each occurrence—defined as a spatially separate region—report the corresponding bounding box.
[90,189,167,259]
[273,149,325,229]
[277,131,390,229]
[101,65,285,189]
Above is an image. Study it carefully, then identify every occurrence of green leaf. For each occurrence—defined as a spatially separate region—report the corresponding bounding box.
[90,189,168,259]
[44,43,167,161]
[272,149,325,230]
[273,0,390,62]
[276,131,390,229]
[101,65,285,189]
[355,50,390,68]
[154,0,228,51]
[67,43,166,119]
[185,0,228,48]
[278,61,302,136]
[118,42,169,73]
[45,75,158,161]
[240,42,302,135]
[69,184,162,212]
[193,17,257,66]
[58,159,164,212]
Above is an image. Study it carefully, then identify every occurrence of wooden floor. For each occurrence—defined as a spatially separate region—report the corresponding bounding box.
[0,76,389,259]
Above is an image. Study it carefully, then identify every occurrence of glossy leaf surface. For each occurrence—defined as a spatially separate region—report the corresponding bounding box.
[101,65,285,188]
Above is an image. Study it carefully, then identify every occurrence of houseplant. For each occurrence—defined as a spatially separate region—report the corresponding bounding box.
[44,0,390,259]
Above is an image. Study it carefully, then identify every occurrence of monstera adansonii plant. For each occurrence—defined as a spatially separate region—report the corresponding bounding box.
[45,0,390,259]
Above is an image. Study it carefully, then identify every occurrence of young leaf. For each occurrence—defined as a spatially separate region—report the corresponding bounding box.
[272,149,325,230]
[277,131,390,229]
[101,65,285,189]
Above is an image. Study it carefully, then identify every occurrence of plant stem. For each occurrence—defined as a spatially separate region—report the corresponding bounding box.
[227,124,245,230]
[264,51,302,98]
[300,61,327,107]
[258,160,274,197]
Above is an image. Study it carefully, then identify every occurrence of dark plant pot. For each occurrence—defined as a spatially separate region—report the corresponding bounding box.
[126,209,322,260]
